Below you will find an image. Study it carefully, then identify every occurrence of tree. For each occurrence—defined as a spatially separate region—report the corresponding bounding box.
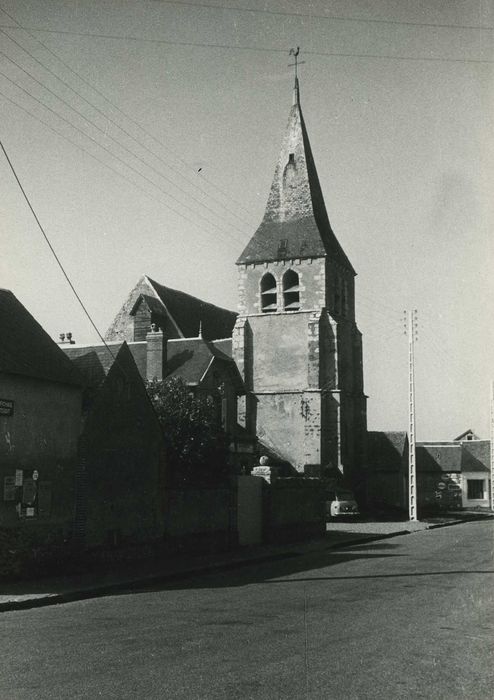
[146,377,229,484]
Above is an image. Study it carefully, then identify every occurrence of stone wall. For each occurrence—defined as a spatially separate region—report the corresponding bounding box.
[164,486,235,553]
[0,373,81,534]
[237,258,326,316]
[266,477,325,543]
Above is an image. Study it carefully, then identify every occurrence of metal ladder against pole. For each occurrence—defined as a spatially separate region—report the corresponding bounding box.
[407,310,418,522]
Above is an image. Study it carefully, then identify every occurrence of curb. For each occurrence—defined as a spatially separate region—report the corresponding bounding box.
[1,515,492,613]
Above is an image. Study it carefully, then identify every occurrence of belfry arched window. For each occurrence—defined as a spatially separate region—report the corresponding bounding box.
[260,273,277,313]
[283,269,300,311]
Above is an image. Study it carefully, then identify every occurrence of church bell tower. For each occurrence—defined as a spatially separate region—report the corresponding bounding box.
[233,71,366,482]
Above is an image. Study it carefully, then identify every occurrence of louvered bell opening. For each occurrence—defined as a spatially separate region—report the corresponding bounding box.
[261,272,277,313]
[284,291,300,311]
[262,295,277,313]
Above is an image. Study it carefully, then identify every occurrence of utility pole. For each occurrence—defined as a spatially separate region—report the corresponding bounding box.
[490,381,494,511]
[404,310,418,521]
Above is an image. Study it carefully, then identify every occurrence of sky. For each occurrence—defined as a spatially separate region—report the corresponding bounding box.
[0,0,493,441]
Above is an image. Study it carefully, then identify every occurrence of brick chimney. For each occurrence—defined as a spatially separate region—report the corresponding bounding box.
[146,323,166,381]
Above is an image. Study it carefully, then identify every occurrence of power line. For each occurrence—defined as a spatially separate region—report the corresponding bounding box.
[0,47,252,241]
[0,87,243,265]
[0,52,255,247]
[0,7,255,226]
[0,23,492,65]
[154,0,494,32]
[0,71,250,256]
[0,63,285,260]
[0,136,173,428]
[0,137,117,354]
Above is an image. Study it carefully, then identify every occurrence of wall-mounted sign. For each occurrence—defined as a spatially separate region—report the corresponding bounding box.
[15,469,23,487]
[437,482,446,490]
[0,398,14,416]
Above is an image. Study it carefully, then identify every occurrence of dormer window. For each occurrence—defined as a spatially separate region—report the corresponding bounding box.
[260,272,277,313]
[288,153,295,165]
[277,239,288,257]
[283,269,300,311]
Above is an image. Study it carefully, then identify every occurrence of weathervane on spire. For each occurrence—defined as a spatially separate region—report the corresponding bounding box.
[288,47,305,82]
[289,47,304,104]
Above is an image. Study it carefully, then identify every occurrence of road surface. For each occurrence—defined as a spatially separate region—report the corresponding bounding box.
[1,521,493,699]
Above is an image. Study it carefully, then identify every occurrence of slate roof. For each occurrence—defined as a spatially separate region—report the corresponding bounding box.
[0,289,82,386]
[62,342,124,388]
[165,337,241,387]
[237,81,355,273]
[367,431,407,471]
[461,440,490,473]
[147,278,237,341]
[453,428,480,442]
[416,443,462,473]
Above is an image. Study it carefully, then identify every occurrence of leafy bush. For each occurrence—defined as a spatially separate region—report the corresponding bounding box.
[146,377,229,485]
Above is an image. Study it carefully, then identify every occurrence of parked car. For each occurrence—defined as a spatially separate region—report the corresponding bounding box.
[326,490,359,518]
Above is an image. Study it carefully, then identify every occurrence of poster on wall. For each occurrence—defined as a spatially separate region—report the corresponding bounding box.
[22,478,36,505]
[0,398,14,416]
[3,476,16,501]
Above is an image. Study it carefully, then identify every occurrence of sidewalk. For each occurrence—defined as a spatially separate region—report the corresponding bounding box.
[1,511,492,613]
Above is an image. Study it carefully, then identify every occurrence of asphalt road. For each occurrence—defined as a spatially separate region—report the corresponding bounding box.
[1,521,493,700]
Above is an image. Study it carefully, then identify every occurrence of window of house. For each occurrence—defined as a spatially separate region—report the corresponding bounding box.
[260,272,277,313]
[283,269,300,311]
[467,479,485,500]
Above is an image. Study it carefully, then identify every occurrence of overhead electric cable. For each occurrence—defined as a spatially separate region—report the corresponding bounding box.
[0,72,251,255]
[0,138,118,356]
[0,52,255,245]
[0,16,254,228]
[0,88,240,261]
[0,23,492,64]
[0,3,254,220]
[0,47,252,239]
[0,137,177,425]
[154,0,494,32]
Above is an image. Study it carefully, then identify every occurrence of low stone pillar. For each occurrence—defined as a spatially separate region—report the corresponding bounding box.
[251,456,279,484]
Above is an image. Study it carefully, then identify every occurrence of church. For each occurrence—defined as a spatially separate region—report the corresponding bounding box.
[103,75,367,487]
[233,75,366,483]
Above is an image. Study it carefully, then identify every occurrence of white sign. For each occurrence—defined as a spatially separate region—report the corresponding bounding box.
[437,482,446,490]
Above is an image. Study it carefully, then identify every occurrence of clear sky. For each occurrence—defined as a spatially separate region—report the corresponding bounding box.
[1,0,493,440]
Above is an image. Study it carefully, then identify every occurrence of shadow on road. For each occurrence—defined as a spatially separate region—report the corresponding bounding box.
[116,540,408,595]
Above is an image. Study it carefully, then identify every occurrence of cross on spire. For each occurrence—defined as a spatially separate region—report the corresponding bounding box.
[288,47,305,105]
